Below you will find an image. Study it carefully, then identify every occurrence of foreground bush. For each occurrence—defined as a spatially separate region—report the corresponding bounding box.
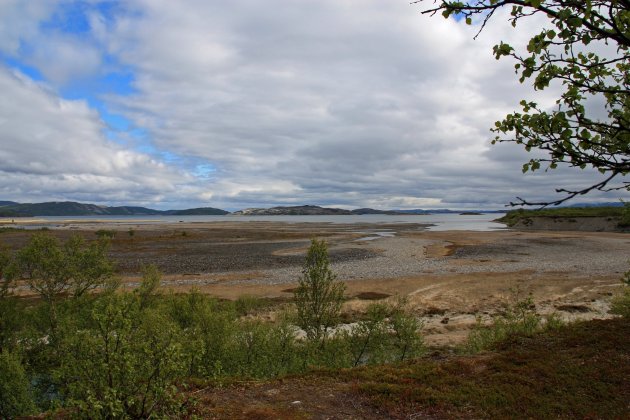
[0,350,36,418]
[611,270,630,318]
[294,238,345,344]
[56,269,186,418]
[466,292,563,353]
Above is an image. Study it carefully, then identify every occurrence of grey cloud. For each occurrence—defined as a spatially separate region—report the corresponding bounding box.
[2,0,628,209]
[0,67,194,205]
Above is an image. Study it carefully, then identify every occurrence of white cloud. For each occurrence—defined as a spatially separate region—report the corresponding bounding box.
[0,67,192,205]
[0,0,627,210]
[0,0,58,55]
[27,35,103,85]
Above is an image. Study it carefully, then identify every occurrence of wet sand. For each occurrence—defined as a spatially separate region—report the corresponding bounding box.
[2,220,628,346]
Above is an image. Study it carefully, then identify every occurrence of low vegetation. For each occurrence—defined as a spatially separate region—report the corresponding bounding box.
[498,205,626,227]
[0,233,627,418]
[611,269,630,318]
[0,235,423,418]
[465,291,563,353]
[342,317,630,419]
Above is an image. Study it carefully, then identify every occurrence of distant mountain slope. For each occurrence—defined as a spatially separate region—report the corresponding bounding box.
[104,206,164,215]
[165,207,229,215]
[350,208,404,215]
[233,205,353,215]
[232,205,406,216]
[0,201,19,207]
[0,201,228,216]
[2,202,108,216]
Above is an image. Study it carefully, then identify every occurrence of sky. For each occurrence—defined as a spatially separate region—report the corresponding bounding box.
[0,0,627,211]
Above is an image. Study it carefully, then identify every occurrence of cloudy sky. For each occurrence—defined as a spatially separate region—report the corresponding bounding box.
[0,0,626,211]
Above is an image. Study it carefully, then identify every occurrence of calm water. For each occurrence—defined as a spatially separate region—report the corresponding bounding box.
[21,213,507,231]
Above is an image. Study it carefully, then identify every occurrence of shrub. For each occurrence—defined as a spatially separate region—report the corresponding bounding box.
[611,270,630,318]
[294,239,346,344]
[0,350,37,418]
[0,246,23,353]
[341,299,424,367]
[389,298,425,361]
[174,292,236,379]
[345,303,391,367]
[10,234,114,338]
[95,229,116,239]
[466,291,562,353]
[619,201,630,228]
[56,283,187,418]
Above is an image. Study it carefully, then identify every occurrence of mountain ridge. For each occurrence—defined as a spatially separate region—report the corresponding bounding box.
[2,200,618,217]
[0,201,228,217]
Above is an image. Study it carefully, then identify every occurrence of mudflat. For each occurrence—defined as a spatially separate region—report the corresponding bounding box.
[3,220,628,345]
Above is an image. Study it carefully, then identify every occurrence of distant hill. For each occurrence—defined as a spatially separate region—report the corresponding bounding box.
[0,201,228,217]
[233,205,353,215]
[0,201,19,207]
[233,205,412,216]
[350,208,405,215]
[164,207,229,215]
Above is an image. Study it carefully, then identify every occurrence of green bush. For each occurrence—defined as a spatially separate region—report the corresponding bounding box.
[10,234,114,340]
[389,298,425,361]
[340,299,424,367]
[345,303,391,367]
[95,229,116,239]
[225,319,300,378]
[466,292,562,353]
[173,292,236,379]
[611,270,630,318]
[56,295,186,418]
[619,201,630,228]
[0,246,24,353]
[294,239,346,344]
[0,350,37,418]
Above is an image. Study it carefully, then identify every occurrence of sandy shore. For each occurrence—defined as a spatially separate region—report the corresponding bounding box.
[2,220,628,346]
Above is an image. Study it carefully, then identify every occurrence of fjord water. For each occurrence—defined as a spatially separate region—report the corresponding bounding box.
[27,213,507,231]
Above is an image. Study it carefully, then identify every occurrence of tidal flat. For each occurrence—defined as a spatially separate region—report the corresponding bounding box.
[3,220,628,346]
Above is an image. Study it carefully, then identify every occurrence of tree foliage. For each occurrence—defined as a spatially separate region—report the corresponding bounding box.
[415,0,630,205]
[12,233,114,301]
[55,266,185,418]
[0,350,36,418]
[10,233,114,337]
[294,239,346,343]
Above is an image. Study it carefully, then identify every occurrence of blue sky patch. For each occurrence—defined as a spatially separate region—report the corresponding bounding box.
[1,56,45,81]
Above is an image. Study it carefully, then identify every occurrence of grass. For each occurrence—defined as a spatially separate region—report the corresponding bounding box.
[345,318,630,418]
[0,227,25,234]
[192,317,630,419]
[498,206,626,227]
